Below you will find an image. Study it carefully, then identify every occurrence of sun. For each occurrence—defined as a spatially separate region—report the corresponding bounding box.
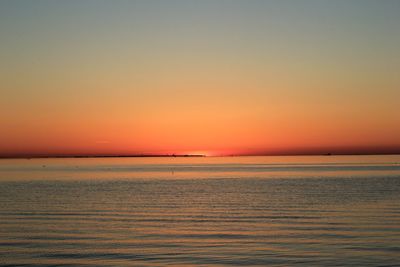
[184,150,212,157]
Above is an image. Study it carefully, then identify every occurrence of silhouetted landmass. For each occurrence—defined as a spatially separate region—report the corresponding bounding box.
[1,147,400,159]
[0,154,206,159]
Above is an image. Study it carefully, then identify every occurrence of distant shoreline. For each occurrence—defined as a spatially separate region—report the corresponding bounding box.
[0,154,206,159]
[0,153,400,159]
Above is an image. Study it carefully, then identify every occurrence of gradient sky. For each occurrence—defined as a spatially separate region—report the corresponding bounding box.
[1,0,399,156]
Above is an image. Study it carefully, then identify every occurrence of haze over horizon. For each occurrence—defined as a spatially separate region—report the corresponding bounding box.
[1,0,399,157]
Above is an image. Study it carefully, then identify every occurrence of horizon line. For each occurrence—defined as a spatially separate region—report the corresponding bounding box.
[1,152,400,159]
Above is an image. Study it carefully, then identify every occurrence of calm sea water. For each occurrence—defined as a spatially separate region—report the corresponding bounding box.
[1,155,400,266]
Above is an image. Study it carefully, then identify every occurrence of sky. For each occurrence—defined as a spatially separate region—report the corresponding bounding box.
[1,0,399,157]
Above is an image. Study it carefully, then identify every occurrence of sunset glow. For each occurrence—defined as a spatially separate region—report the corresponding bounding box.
[1,1,399,157]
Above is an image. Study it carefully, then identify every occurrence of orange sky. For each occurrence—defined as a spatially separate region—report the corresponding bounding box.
[1,1,400,157]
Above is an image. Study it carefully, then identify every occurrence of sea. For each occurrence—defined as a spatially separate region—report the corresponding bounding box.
[0,155,399,266]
